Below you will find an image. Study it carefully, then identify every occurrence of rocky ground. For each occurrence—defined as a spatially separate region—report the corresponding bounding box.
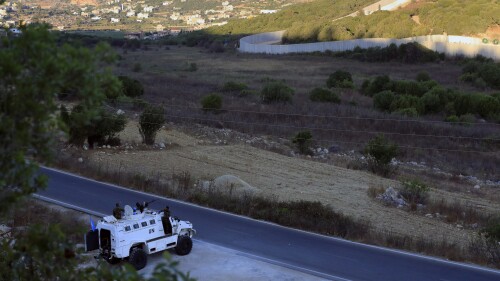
[65,118,500,246]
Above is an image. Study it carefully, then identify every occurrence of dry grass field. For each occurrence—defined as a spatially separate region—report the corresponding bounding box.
[114,46,499,178]
[57,45,499,265]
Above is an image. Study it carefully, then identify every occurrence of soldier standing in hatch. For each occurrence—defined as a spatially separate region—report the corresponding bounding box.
[161,206,172,235]
[163,206,170,217]
[113,203,124,219]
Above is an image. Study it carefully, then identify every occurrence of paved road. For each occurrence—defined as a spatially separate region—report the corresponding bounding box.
[36,167,500,281]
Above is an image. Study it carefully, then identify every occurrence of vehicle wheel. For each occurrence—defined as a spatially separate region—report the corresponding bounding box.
[106,256,121,265]
[175,235,192,256]
[129,248,147,270]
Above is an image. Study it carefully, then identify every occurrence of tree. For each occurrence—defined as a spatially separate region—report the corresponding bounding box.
[0,24,120,213]
[0,24,192,280]
[364,135,398,177]
[139,105,166,145]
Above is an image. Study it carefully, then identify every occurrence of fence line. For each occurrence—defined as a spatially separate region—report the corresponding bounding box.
[239,31,500,60]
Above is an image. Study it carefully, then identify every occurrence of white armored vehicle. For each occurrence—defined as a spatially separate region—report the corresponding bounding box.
[85,204,195,270]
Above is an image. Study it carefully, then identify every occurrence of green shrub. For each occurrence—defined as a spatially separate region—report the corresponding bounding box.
[475,95,500,118]
[462,61,500,89]
[118,76,144,98]
[481,220,500,242]
[396,107,419,117]
[139,105,166,145]
[201,94,223,113]
[238,89,258,97]
[391,80,429,97]
[260,81,294,103]
[459,73,477,83]
[373,90,395,112]
[309,88,341,103]
[365,134,398,177]
[454,93,474,115]
[421,90,443,113]
[326,70,353,89]
[399,180,429,205]
[445,115,459,123]
[292,131,313,154]
[459,113,476,125]
[67,107,126,148]
[364,75,392,97]
[222,81,248,92]
[390,95,424,114]
[416,71,431,82]
[478,63,500,89]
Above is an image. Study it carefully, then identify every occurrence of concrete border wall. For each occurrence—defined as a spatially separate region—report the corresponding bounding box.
[239,31,500,61]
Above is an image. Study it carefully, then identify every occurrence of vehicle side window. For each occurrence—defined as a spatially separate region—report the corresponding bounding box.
[133,223,139,229]
[150,220,155,225]
[141,221,148,227]
[125,226,131,231]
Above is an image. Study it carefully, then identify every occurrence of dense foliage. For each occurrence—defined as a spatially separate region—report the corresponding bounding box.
[209,0,375,36]
[211,0,499,43]
[64,106,127,148]
[365,75,500,121]
[329,43,443,63]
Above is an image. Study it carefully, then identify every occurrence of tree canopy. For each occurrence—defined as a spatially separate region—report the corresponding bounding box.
[0,23,192,280]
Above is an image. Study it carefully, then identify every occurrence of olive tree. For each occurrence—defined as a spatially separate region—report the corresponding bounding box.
[139,105,166,144]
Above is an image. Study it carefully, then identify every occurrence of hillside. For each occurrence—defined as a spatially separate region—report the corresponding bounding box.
[209,0,500,42]
[209,0,376,35]
[0,0,306,31]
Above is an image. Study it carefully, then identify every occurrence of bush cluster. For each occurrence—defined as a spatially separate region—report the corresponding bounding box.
[221,81,249,93]
[399,180,429,205]
[331,43,443,64]
[364,134,398,177]
[326,70,354,89]
[309,88,341,103]
[365,75,500,120]
[460,60,500,89]
[63,105,126,148]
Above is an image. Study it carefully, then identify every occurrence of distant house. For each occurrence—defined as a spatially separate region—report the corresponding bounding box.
[111,18,120,23]
[8,27,22,36]
[260,10,277,14]
[137,12,149,19]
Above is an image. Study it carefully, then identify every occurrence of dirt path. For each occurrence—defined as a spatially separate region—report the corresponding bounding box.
[83,122,499,244]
